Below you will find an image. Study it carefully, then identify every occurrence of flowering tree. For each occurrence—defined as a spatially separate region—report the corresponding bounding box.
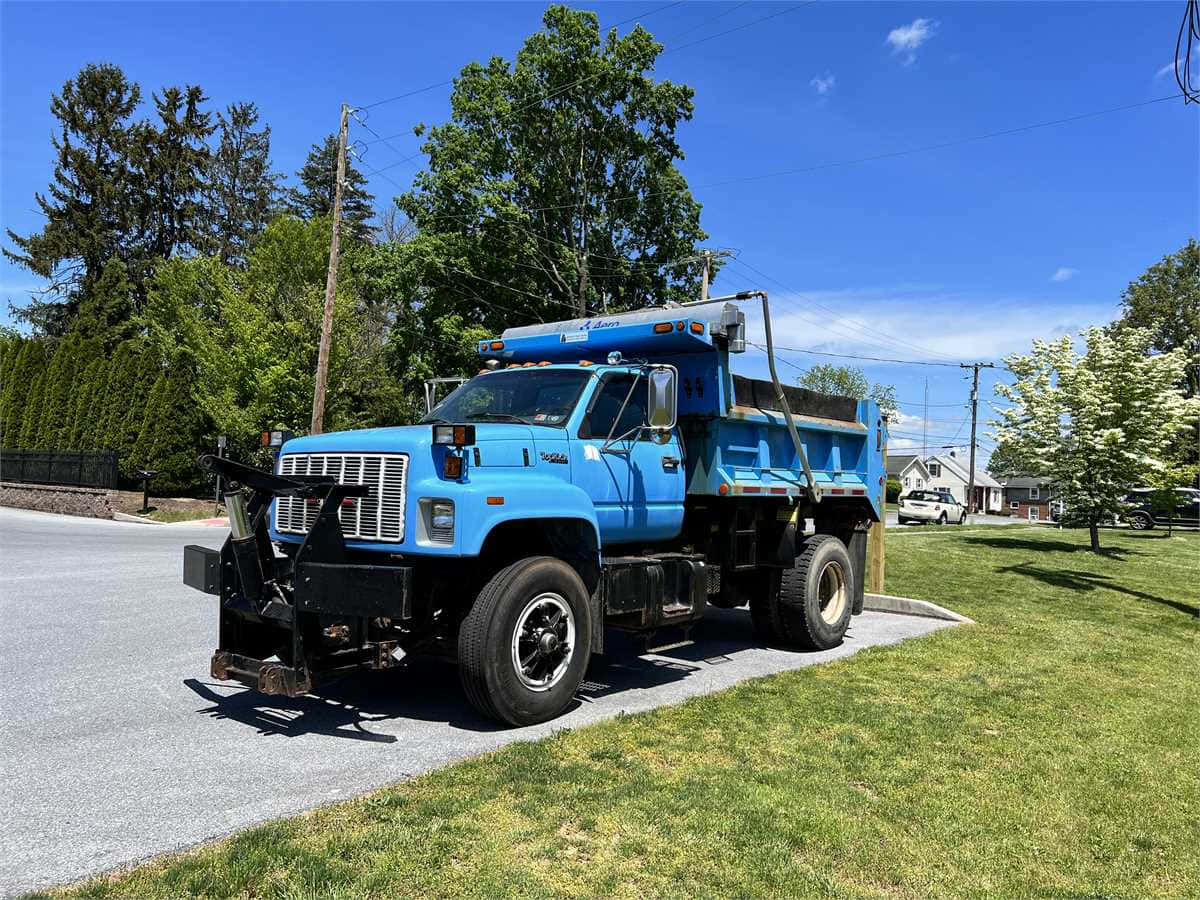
[991,327,1197,552]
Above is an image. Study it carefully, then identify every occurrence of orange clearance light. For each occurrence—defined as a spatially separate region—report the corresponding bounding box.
[506,363,521,369]
[538,360,551,366]
[579,359,593,366]
[718,483,729,495]
[260,431,270,447]
[478,368,488,375]
[486,496,505,505]
[489,340,505,351]
[443,455,463,479]
[523,361,535,367]
[653,322,673,334]
[690,321,704,334]
[676,320,685,331]
[453,425,472,445]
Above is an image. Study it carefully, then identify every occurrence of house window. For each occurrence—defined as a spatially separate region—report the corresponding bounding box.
[1029,487,1040,500]
[928,463,941,477]
[903,476,910,487]
[916,478,923,488]
[1010,500,1019,510]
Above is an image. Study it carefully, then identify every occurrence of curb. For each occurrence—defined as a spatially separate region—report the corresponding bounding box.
[112,512,163,525]
[863,593,974,623]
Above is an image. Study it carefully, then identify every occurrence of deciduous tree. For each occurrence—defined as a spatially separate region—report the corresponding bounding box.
[992,327,1198,552]
[398,5,711,324]
[796,363,898,420]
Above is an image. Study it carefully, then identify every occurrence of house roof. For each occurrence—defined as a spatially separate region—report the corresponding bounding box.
[998,475,1054,490]
[886,453,919,477]
[928,453,1002,488]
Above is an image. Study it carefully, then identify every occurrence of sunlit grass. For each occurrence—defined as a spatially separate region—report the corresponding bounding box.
[49,527,1200,898]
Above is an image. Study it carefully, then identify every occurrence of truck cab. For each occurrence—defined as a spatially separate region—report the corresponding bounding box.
[185,297,886,725]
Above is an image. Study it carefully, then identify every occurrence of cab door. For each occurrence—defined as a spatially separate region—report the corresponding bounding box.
[569,371,685,545]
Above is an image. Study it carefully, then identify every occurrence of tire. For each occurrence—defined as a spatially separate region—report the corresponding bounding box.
[1127,512,1154,531]
[458,556,592,726]
[770,535,855,651]
[897,516,909,525]
[938,512,948,525]
[959,512,967,525]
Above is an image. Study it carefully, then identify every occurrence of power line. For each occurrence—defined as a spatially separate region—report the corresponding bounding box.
[751,341,964,368]
[727,256,963,363]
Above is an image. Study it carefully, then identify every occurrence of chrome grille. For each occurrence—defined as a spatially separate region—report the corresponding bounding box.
[275,452,407,543]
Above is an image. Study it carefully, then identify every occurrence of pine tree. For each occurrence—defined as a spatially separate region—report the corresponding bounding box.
[3,64,142,335]
[3,341,49,447]
[73,257,138,345]
[131,371,169,478]
[0,338,31,444]
[286,134,375,244]
[204,102,280,266]
[134,85,214,266]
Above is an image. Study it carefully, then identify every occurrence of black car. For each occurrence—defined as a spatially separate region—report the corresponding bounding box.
[1122,487,1200,530]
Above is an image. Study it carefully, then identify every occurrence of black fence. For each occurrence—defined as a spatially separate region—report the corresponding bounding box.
[0,449,120,490]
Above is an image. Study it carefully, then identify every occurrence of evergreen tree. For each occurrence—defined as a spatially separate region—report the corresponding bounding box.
[131,370,169,476]
[3,64,142,335]
[111,351,160,478]
[141,356,206,493]
[2,340,48,446]
[204,102,280,266]
[286,134,374,244]
[92,341,141,451]
[65,344,106,448]
[72,256,138,345]
[35,334,84,448]
[18,371,47,449]
[0,337,29,444]
[133,85,214,267]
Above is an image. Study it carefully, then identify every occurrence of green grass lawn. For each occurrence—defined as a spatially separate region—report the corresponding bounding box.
[52,527,1198,898]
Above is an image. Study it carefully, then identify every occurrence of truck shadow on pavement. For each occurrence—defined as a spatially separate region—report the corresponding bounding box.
[182,607,779,741]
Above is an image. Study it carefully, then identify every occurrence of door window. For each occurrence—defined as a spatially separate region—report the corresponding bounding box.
[1028,507,1040,521]
[580,374,648,440]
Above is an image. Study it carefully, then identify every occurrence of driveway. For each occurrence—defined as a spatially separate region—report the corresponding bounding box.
[0,507,957,895]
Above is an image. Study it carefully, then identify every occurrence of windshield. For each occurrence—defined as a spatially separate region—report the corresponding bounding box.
[905,491,944,502]
[421,369,592,427]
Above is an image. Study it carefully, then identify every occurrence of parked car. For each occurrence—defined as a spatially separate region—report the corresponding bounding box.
[897,489,966,525]
[1121,487,1200,530]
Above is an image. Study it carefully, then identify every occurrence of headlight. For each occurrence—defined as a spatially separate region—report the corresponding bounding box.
[430,500,454,542]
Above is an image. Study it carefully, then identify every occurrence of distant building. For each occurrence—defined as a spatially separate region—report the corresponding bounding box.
[893,450,1003,512]
[997,475,1062,522]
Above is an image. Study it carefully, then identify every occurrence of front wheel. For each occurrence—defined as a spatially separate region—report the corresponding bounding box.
[458,556,593,726]
[1127,512,1154,531]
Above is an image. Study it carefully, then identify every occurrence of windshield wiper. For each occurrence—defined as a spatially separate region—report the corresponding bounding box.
[420,416,451,425]
[467,412,535,425]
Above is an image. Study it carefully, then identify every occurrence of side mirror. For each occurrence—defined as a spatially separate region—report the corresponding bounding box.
[646,366,677,433]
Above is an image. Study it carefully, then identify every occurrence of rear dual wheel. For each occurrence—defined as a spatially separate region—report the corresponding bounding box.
[458,556,593,726]
[750,534,854,651]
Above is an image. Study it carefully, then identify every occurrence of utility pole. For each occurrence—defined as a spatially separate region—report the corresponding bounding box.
[698,249,733,303]
[922,377,928,459]
[961,362,995,515]
[310,102,350,435]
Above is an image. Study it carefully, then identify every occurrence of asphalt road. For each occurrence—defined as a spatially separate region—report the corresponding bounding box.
[885,510,1023,528]
[0,507,956,895]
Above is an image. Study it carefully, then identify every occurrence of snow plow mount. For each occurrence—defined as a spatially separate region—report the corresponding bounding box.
[184,455,410,698]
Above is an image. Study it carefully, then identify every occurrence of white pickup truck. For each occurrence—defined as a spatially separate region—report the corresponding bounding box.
[897,489,967,526]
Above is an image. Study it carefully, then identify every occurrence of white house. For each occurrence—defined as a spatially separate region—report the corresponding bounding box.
[895,451,1003,513]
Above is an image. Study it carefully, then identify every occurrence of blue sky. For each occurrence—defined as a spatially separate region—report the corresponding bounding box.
[2,1,1196,456]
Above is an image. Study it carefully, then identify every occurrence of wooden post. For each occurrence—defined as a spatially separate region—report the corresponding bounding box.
[868,432,886,593]
[310,103,350,435]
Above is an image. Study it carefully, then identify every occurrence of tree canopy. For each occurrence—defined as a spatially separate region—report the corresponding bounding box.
[795,363,898,420]
[286,134,375,244]
[398,5,712,326]
[992,327,1198,552]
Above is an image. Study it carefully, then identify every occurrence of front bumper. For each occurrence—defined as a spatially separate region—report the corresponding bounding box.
[183,455,414,697]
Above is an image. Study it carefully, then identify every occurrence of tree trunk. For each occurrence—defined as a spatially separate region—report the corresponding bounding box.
[1089,520,1101,553]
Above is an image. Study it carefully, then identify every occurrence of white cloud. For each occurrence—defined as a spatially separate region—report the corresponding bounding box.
[810,72,836,95]
[1051,267,1078,282]
[730,284,1117,365]
[886,18,937,65]
[1157,45,1200,79]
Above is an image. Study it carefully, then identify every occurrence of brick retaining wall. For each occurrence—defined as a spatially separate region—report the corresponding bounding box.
[0,481,117,519]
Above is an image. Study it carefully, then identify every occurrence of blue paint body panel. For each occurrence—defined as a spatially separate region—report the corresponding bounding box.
[272,302,885,560]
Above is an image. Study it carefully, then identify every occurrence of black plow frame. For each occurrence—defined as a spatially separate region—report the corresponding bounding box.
[184,455,412,697]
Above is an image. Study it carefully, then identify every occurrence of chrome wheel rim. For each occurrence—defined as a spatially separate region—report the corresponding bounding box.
[817,561,848,625]
[511,592,575,692]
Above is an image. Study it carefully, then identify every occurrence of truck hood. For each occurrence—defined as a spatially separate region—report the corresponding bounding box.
[280,422,559,461]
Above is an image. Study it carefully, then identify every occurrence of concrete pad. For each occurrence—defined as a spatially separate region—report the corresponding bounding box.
[864,592,974,623]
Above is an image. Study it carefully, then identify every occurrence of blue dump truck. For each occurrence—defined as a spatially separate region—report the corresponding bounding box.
[185,291,887,725]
